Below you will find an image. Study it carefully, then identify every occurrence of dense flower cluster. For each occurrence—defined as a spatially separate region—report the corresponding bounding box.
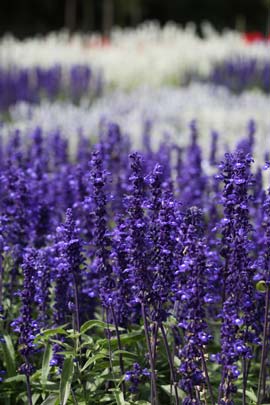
[11,249,38,376]
[1,25,270,404]
[0,120,269,404]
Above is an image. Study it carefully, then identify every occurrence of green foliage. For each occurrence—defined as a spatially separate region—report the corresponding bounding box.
[0,317,265,404]
[60,357,74,405]
[41,344,53,389]
[1,334,16,378]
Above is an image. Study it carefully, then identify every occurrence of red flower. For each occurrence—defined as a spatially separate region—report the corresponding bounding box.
[243,31,264,43]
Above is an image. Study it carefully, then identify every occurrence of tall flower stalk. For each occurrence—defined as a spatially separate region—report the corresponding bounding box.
[90,149,127,394]
[12,249,38,405]
[218,150,256,404]
[175,207,213,404]
[126,152,158,404]
[56,208,85,332]
[257,190,270,403]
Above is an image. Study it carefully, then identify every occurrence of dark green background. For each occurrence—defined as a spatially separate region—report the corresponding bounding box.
[0,0,268,38]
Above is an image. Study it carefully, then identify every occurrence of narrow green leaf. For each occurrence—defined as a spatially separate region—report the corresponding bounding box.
[35,327,67,342]
[97,331,143,348]
[81,353,108,372]
[99,394,115,402]
[80,319,124,334]
[32,393,41,405]
[134,402,151,405]
[49,340,73,350]
[60,357,74,405]
[112,388,126,405]
[4,375,26,384]
[161,384,185,400]
[1,334,16,377]
[113,350,137,359]
[40,394,58,405]
[238,388,257,402]
[41,343,53,387]
[16,392,28,403]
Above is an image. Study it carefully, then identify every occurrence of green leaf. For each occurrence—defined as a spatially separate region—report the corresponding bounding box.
[35,327,67,342]
[97,331,144,348]
[40,394,58,405]
[112,388,127,405]
[66,330,81,339]
[99,394,115,402]
[59,357,74,405]
[16,392,28,403]
[256,280,267,293]
[161,384,185,400]
[238,388,257,402]
[80,319,124,334]
[4,374,26,384]
[32,393,41,405]
[49,340,73,351]
[41,343,53,387]
[1,334,16,377]
[134,402,151,405]
[113,350,137,359]
[81,353,108,372]
[117,375,126,389]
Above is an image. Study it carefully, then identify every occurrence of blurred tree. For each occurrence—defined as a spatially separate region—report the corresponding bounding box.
[0,0,267,38]
[262,0,270,35]
[65,0,77,32]
[235,15,246,32]
[82,0,95,31]
[115,0,143,26]
[102,0,114,36]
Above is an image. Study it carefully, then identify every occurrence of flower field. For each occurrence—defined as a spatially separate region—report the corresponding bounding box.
[1,23,270,405]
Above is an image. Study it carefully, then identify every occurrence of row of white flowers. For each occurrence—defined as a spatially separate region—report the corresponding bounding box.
[1,22,270,89]
[6,83,270,164]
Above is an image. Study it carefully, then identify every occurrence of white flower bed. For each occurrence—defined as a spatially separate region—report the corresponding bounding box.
[6,83,270,164]
[1,22,270,89]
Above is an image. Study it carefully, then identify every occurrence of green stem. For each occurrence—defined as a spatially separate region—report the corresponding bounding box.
[25,372,33,405]
[200,348,215,405]
[73,275,80,332]
[141,302,158,405]
[243,358,247,405]
[71,387,79,405]
[160,323,179,405]
[257,285,270,404]
[106,308,117,389]
[111,306,126,397]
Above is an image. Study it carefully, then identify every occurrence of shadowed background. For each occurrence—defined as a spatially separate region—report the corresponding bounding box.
[0,0,269,38]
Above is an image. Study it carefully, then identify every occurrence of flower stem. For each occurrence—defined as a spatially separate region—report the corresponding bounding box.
[71,387,79,405]
[218,368,226,404]
[73,281,80,332]
[160,323,179,405]
[257,284,270,404]
[25,374,33,405]
[0,258,3,309]
[200,348,215,405]
[111,306,126,397]
[152,321,159,366]
[106,308,114,382]
[243,358,247,405]
[141,302,158,405]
